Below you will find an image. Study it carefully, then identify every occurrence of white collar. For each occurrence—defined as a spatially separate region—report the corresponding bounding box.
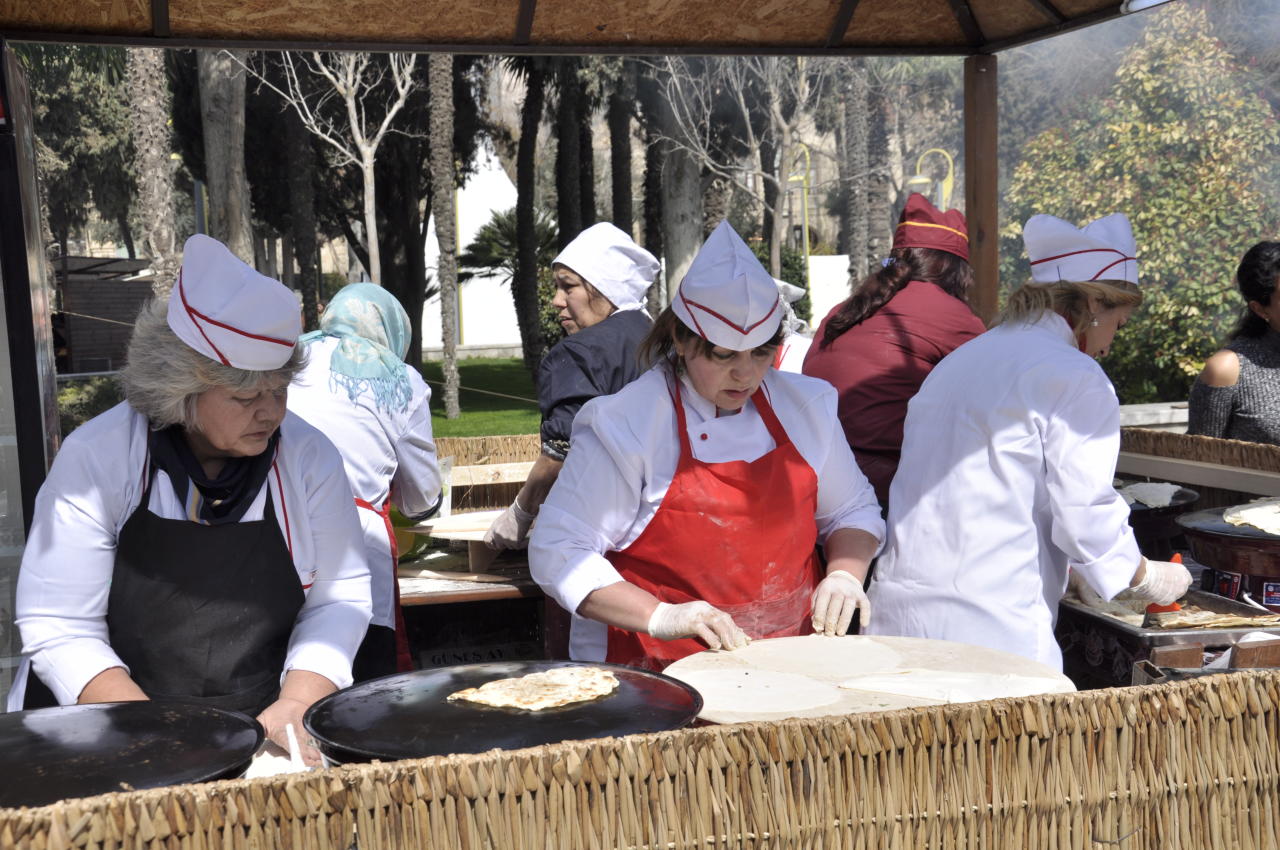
[678,372,751,419]
[1012,310,1076,347]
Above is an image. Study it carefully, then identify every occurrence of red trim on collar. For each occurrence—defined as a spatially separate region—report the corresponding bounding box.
[679,292,781,337]
[272,461,293,560]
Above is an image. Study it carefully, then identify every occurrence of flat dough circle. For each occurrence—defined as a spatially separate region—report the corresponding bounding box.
[730,633,903,678]
[674,669,842,715]
[839,670,1073,704]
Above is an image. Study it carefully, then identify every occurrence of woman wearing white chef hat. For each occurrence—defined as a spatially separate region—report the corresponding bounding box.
[866,213,1193,670]
[528,221,884,670]
[483,222,658,557]
[11,235,371,765]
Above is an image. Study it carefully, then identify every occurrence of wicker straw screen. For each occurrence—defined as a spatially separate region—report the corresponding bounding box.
[1121,427,1280,475]
[435,435,540,467]
[434,435,540,511]
[4,672,1280,849]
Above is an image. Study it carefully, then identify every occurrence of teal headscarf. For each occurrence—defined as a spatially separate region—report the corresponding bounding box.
[300,283,413,414]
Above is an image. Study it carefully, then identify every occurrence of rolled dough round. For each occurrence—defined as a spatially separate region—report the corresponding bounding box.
[839,669,1073,704]
[730,634,903,678]
[673,669,842,715]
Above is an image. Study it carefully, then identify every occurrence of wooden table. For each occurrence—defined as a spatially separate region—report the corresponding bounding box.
[397,549,571,659]
[397,550,542,606]
[399,575,542,606]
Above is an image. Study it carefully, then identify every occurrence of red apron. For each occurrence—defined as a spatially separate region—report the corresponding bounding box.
[355,497,414,673]
[605,378,822,671]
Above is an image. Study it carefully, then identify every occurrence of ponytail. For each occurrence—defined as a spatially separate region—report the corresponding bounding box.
[820,247,975,348]
[996,279,1142,336]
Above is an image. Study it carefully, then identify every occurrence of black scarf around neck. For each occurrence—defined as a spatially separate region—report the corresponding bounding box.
[148,425,280,525]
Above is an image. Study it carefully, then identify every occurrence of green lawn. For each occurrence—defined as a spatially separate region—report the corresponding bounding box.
[418,357,540,437]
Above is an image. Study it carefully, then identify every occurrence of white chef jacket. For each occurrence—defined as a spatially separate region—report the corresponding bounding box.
[775,333,812,374]
[866,311,1141,670]
[529,366,885,661]
[9,402,373,710]
[288,336,442,628]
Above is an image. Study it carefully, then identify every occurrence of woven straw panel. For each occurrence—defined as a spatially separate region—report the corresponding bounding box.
[434,436,538,511]
[4,673,1280,849]
[532,0,840,47]
[168,0,522,44]
[435,434,540,467]
[3,0,1125,50]
[1121,427,1280,476]
[0,0,150,34]
[844,0,969,47]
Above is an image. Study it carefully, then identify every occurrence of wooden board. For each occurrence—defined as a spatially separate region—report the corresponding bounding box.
[414,509,507,542]
[451,462,534,486]
[664,634,1074,724]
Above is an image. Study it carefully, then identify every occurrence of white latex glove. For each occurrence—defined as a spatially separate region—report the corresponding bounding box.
[483,499,536,551]
[647,601,750,651]
[1129,558,1193,606]
[810,570,870,636]
[1067,569,1107,608]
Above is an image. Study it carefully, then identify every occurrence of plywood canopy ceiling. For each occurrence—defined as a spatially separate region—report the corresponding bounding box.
[2,0,1127,54]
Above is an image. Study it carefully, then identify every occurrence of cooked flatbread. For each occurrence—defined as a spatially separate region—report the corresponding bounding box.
[1224,499,1280,535]
[1144,608,1280,630]
[1120,482,1183,508]
[446,667,619,711]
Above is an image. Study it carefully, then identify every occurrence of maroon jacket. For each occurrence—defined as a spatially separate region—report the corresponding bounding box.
[803,280,985,505]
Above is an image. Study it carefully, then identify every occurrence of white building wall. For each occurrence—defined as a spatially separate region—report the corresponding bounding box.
[422,149,523,355]
[807,255,852,327]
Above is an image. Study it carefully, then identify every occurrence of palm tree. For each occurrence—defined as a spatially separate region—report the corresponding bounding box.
[457,207,559,286]
[197,49,253,263]
[428,53,460,419]
[503,56,552,375]
[127,47,179,294]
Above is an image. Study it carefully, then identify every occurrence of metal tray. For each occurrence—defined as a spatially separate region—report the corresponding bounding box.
[1058,589,1280,648]
[305,661,703,765]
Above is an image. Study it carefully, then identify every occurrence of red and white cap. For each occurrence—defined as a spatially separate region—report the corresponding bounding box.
[1024,213,1139,285]
[672,221,781,351]
[166,234,301,370]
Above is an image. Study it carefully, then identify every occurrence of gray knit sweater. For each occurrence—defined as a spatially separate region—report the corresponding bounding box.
[1187,329,1280,445]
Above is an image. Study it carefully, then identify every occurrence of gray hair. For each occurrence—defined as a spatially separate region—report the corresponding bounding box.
[120,299,305,430]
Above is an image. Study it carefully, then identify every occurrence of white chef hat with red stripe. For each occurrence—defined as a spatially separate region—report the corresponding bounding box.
[672,221,782,351]
[1024,213,1139,285]
[166,234,302,370]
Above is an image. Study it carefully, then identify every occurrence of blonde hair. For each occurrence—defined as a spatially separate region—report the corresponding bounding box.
[995,279,1142,335]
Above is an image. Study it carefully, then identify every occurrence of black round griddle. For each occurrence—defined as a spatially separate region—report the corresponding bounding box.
[1177,507,1280,606]
[0,701,263,809]
[1177,506,1280,542]
[305,661,702,765]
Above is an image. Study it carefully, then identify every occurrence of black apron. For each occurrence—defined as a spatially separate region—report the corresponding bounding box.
[100,465,305,715]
